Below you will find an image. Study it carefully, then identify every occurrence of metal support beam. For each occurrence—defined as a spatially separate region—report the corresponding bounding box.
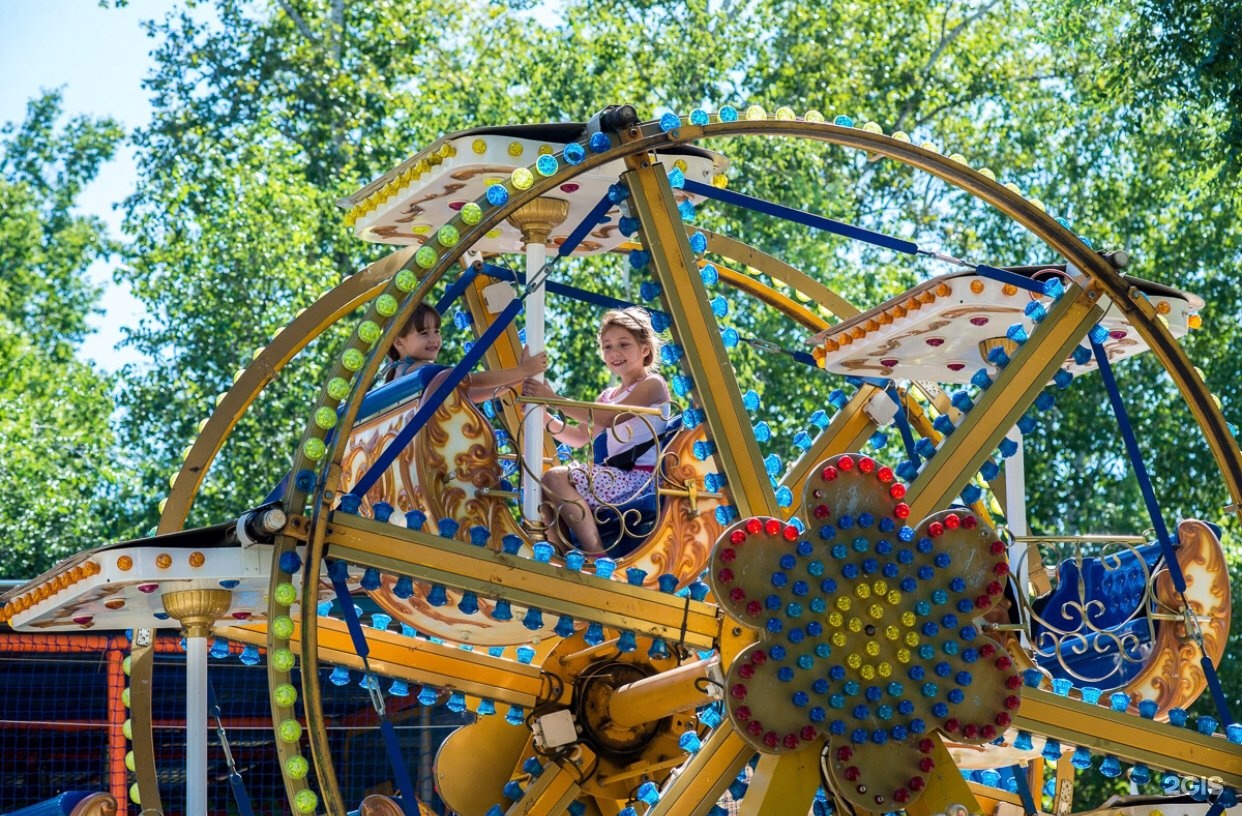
[782,384,882,516]
[737,747,822,816]
[506,754,586,816]
[609,656,720,727]
[703,229,860,322]
[623,157,776,517]
[646,723,754,816]
[904,735,984,816]
[1014,688,1242,786]
[325,514,720,648]
[906,285,1104,520]
[221,619,544,707]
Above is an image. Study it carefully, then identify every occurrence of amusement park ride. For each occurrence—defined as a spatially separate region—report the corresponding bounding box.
[2,103,1240,816]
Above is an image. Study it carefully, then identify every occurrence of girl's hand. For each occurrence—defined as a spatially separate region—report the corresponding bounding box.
[522,377,556,399]
[519,346,548,376]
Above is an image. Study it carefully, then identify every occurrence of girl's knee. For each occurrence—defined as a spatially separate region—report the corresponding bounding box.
[542,467,571,489]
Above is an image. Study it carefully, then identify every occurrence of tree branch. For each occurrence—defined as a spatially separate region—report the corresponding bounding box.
[329,0,344,63]
[893,0,1004,133]
[274,0,319,46]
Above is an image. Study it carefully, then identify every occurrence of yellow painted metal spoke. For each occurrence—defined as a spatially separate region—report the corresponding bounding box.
[222,619,544,707]
[906,283,1105,520]
[622,157,776,516]
[1014,688,1242,786]
[505,754,589,816]
[646,723,753,816]
[904,736,986,816]
[782,384,882,516]
[736,746,823,816]
[325,514,720,648]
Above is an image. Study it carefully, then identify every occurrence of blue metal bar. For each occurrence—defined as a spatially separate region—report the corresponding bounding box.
[683,178,919,255]
[350,297,524,498]
[559,194,614,258]
[435,263,481,314]
[1008,764,1037,816]
[327,559,370,660]
[380,719,419,816]
[327,560,419,815]
[1090,340,1181,590]
[886,386,921,463]
[207,682,256,816]
[973,264,1045,294]
[1202,654,1237,726]
[1091,340,1236,726]
[480,263,634,311]
[228,775,256,816]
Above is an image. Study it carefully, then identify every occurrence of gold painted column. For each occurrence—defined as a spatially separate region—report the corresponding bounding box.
[163,589,232,816]
[622,158,776,516]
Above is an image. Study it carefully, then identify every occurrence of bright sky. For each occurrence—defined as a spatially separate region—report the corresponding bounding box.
[0,0,176,372]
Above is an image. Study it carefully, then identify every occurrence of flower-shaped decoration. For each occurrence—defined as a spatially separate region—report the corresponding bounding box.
[708,453,1021,810]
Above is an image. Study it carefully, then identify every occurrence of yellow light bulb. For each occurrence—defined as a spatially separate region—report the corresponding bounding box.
[847,653,862,669]
[855,584,871,599]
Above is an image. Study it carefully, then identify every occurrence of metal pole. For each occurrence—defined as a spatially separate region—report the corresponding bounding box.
[507,198,568,534]
[186,636,209,816]
[522,239,547,527]
[161,589,231,816]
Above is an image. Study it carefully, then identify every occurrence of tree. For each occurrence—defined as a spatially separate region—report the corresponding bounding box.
[115,0,1242,542]
[0,92,124,577]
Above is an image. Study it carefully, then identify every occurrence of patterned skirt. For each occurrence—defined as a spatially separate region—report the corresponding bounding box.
[567,464,656,509]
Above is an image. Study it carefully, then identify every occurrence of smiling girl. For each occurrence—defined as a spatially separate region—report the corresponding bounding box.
[524,307,670,553]
[385,302,545,401]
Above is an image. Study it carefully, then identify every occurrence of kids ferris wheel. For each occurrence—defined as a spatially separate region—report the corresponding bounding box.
[4,103,1241,816]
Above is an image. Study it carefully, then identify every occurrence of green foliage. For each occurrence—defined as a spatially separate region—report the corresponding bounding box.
[0,93,123,577]
[111,0,1242,538]
[24,1,1239,799]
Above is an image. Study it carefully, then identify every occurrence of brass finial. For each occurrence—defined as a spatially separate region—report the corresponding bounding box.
[506,198,570,247]
[162,589,232,639]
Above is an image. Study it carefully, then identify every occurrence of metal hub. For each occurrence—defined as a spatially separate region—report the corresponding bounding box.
[573,660,663,758]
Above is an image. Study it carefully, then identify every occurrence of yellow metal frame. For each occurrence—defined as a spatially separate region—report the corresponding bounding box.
[646,724,754,816]
[703,229,860,322]
[781,384,882,517]
[222,618,545,707]
[906,283,1105,519]
[127,631,161,814]
[255,115,1242,815]
[622,156,777,516]
[1015,688,1242,786]
[325,514,721,648]
[158,245,415,534]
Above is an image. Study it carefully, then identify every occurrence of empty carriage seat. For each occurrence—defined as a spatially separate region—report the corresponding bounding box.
[1031,537,1166,686]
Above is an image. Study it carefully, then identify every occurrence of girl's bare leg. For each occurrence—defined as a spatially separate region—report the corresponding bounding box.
[541,467,603,553]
